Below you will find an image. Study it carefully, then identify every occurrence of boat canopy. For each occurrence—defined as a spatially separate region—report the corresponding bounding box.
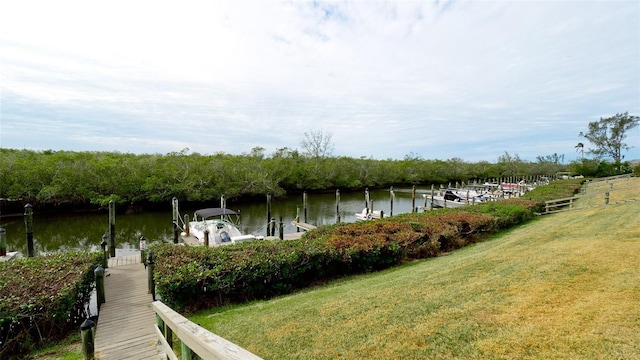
[194,208,238,219]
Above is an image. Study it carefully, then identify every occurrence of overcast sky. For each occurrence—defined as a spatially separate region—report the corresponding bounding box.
[1,0,639,162]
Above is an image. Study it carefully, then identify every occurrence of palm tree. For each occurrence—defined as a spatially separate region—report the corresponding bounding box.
[575,142,584,159]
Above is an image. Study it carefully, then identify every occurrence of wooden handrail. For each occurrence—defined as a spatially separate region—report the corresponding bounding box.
[152,301,263,360]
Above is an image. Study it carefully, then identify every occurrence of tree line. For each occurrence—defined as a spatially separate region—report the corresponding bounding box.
[0,147,634,211]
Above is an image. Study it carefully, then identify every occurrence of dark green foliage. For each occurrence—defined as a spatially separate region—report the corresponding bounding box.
[152,200,540,313]
[0,148,570,210]
[0,252,103,359]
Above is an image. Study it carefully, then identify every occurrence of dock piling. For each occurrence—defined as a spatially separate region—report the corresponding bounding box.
[95,266,106,307]
[109,201,116,257]
[24,204,34,257]
[0,228,6,257]
[101,235,108,268]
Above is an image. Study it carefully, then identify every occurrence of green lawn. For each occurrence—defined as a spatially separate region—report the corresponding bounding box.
[190,199,640,359]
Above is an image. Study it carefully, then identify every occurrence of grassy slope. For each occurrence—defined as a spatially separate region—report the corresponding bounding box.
[191,197,640,359]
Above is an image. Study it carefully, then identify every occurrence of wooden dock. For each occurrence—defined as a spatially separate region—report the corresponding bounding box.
[95,254,160,360]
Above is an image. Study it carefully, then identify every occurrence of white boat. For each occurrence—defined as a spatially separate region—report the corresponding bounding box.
[423,189,493,209]
[188,208,264,246]
[355,208,384,221]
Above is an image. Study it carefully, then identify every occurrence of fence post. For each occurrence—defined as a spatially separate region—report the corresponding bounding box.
[24,204,34,257]
[0,228,6,257]
[95,266,105,307]
[147,251,155,300]
[81,318,95,360]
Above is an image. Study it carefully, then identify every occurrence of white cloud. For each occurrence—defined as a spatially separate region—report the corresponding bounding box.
[1,0,638,161]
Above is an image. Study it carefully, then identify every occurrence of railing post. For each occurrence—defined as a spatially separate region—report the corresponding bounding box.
[0,228,6,257]
[147,251,155,300]
[81,318,95,360]
[24,204,34,257]
[182,343,198,360]
[95,266,105,307]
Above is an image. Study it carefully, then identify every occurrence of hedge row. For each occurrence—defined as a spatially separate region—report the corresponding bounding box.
[152,199,542,313]
[0,252,103,359]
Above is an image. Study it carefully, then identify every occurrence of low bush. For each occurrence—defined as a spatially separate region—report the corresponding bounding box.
[152,200,540,313]
[0,252,102,359]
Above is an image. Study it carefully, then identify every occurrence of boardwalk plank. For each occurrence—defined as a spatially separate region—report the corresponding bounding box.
[95,260,160,360]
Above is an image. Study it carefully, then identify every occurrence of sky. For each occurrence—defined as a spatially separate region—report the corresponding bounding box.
[1,0,639,163]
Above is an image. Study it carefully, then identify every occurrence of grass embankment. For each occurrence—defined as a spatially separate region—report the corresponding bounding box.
[190,184,639,359]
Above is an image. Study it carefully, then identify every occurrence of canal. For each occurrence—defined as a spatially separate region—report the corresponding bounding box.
[1,187,434,255]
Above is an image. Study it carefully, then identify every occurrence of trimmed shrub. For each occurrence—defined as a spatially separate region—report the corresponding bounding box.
[152,200,539,312]
[0,252,102,359]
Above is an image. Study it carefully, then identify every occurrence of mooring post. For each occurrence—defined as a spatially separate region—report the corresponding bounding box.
[184,214,190,236]
[139,236,147,263]
[303,191,308,224]
[390,186,395,217]
[147,250,155,300]
[336,189,341,223]
[80,318,95,360]
[279,216,284,240]
[295,206,301,232]
[109,200,116,257]
[430,184,435,210]
[24,204,34,257]
[101,234,108,268]
[172,197,179,244]
[412,185,416,213]
[364,188,370,211]
[266,194,272,236]
[95,266,105,307]
[270,217,276,237]
[204,229,209,247]
[0,228,6,257]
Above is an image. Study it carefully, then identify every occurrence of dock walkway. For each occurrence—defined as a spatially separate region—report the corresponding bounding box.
[95,254,160,360]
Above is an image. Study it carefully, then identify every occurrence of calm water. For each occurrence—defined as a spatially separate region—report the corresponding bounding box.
[1,187,433,255]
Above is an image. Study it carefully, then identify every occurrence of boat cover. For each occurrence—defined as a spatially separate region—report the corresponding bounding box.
[194,208,238,218]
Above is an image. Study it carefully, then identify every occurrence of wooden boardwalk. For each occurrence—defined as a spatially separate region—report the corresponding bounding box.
[95,254,161,360]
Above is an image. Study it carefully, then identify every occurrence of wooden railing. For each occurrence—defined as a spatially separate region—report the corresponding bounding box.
[152,301,263,360]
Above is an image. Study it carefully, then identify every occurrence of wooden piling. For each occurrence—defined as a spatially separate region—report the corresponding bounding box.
[336,189,341,223]
[0,228,6,257]
[412,185,416,213]
[95,266,105,307]
[303,191,308,224]
[266,194,272,236]
[81,319,95,360]
[204,230,210,247]
[390,186,395,217]
[24,204,34,257]
[171,198,179,244]
[109,200,116,256]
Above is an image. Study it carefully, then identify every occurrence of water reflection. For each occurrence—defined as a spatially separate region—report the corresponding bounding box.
[1,187,433,254]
